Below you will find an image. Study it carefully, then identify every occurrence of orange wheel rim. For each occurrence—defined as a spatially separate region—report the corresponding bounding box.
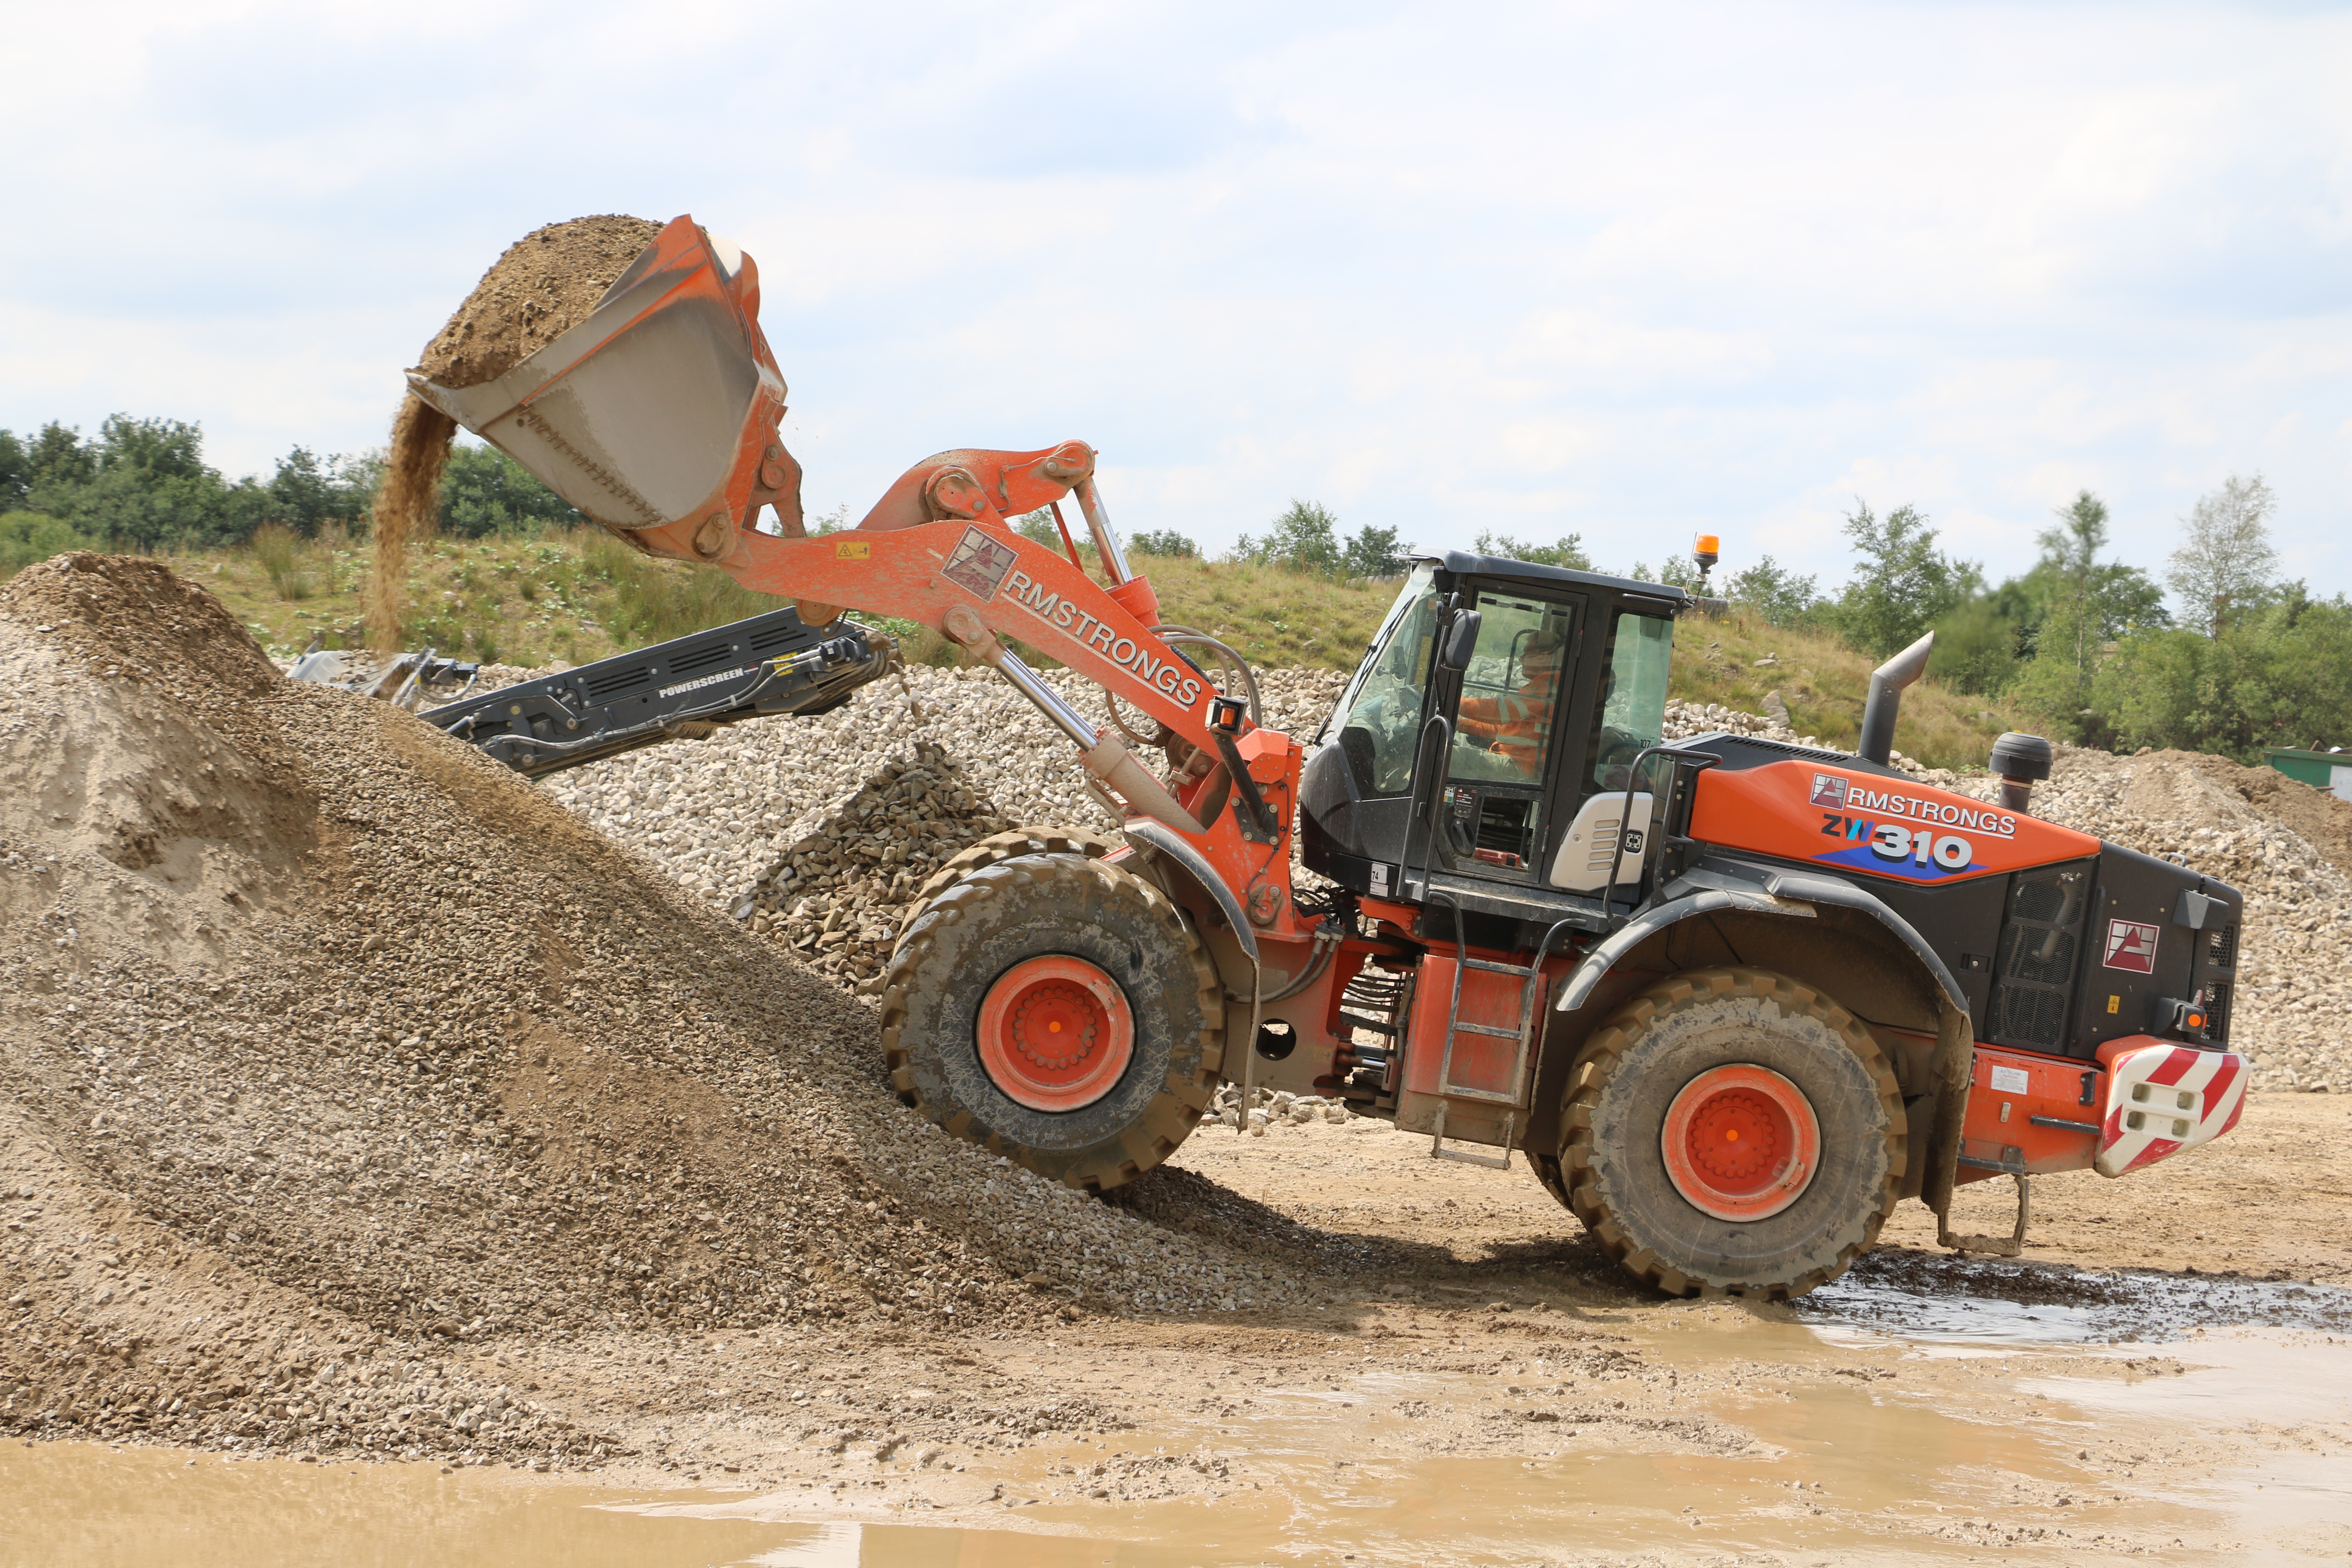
[975,955,1134,1112]
[1660,1064,1820,1221]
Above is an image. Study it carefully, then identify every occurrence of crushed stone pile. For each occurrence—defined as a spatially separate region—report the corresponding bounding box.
[740,743,1021,995]
[0,555,1315,1466]
[1664,695,1822,748]
[1954,749,2352,1093]
[541,664,1349,993]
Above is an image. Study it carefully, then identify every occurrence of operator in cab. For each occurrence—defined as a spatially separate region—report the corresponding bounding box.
[1455,632,1563,777]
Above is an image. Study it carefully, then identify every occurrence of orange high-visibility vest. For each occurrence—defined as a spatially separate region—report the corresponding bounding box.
[1457,679,1553,776]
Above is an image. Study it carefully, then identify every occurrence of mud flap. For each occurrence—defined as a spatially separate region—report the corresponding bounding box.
[1923,1000,2026,1256]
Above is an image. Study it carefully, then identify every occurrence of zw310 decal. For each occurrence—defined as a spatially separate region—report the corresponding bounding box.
[1000,567,1207,710]
[1818,813,1978,870]
[1804,769,2033,881]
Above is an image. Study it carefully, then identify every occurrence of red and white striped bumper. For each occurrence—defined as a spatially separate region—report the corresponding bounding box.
[2094,1038,2249,1178]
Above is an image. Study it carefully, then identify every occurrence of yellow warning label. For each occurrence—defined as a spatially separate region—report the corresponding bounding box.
[2107,994,2120,1014]
[835,540,870,559]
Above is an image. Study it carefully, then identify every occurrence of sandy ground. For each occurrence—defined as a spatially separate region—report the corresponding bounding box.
[138,1090,2326,1565]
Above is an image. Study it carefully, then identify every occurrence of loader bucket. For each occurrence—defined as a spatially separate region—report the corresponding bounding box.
[406,216,786,544]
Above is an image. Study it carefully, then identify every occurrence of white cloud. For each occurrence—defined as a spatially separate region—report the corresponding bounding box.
[1,0,2345,597]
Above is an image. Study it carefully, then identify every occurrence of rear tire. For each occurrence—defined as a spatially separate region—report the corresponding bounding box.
[1560,966,1905,1299]
[880,853,1220,1194]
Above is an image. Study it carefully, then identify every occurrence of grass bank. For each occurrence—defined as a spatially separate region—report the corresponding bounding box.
[41,527,2013,768]
[1674,610,2024,770]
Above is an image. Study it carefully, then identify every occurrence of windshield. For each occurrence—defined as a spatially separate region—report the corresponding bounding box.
[1583,609,1674,796]
[1324,564,1439,795]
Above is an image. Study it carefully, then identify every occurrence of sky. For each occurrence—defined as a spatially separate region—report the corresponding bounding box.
[3,0,2347,607]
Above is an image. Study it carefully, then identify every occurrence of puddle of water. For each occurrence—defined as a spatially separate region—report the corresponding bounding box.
[2023,1329,2352,1430]
[10,1296,2349,1566]
[0,1443,799,1568]
[1797,1253,2352,1348]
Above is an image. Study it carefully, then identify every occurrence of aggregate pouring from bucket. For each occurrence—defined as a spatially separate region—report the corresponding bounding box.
[368,216,663,654]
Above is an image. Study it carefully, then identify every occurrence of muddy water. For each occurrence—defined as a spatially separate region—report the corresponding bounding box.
[9,1279,2351,1566]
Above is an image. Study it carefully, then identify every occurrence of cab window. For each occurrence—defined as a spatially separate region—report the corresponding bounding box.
[1442,589,1576,873]
[1325,564,1439,795]
[1449,592,1574,785]
[1582,610,1673,798]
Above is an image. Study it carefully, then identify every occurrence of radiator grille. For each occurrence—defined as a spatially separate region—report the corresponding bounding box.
[2207,922,2238,970]
[1989,865,2089,1052]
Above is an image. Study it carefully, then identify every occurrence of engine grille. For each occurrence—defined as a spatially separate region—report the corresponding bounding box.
[1989,865,2089,1052]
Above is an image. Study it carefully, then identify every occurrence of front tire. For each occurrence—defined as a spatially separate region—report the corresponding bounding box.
[880,853,1221,1194]
[1560,967,1906,1299]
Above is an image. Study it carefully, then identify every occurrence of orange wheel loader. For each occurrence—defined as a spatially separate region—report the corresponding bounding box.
[407,215,2250,1298]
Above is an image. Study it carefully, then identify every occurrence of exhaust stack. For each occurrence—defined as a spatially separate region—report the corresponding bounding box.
[1856,631,1935,766]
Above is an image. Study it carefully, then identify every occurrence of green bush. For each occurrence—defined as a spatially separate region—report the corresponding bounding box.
[1474,530,1591,570]
[2090,591,2352,760]
[1130,528,1198,558]
[1231,500,1411,579]
[576,528,779,645]
[0,511,100,579]
[439,442,583,537]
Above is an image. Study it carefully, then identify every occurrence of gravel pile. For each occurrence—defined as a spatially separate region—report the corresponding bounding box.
[539,661,1348,993]
[0,556,1319,1466]
[1663,696,1823,749]
[742,743,1025,994]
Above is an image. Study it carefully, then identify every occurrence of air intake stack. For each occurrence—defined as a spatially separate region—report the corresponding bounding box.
[1990,731,2054,816]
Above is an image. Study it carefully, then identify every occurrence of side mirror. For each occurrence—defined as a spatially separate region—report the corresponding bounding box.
[1437,610,1482,673]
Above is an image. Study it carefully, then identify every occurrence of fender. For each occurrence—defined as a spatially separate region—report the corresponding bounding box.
[1120,819,1259,964]
[1555,855,1967,1015]
[1554,853,1974,1223]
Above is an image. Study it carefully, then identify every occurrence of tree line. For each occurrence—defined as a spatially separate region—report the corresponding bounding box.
[7,412,2337,761]
[1708,475,2343,763]
[0,415,586,575]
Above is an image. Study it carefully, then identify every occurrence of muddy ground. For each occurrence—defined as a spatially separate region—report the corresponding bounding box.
[238,1091,2337,1564]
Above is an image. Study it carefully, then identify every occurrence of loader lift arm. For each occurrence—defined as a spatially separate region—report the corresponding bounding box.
[403,214,1306,935]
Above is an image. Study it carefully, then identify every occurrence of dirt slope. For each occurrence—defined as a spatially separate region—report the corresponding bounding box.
[0,554,1301,1464]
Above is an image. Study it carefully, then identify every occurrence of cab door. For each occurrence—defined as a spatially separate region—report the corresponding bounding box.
[1428,585,1584,883]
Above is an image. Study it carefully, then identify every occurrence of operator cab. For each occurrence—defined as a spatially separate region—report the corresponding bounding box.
[1300,552,1686,930]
